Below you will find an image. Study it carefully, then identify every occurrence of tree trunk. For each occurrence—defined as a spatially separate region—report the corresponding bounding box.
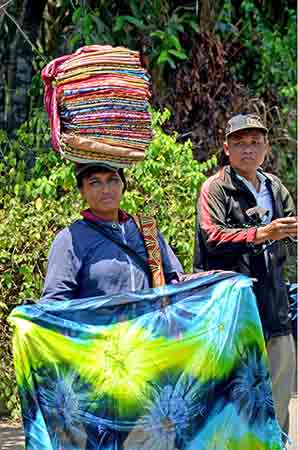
[4,0,47,135]
[199,0,224,32]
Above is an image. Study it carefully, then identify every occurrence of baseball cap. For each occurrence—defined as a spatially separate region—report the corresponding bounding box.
[75,162,118,178]
[75,162,126,191]
[225,114,268,138]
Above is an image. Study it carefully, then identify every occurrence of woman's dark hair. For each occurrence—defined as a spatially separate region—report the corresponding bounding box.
[76,166,126,191]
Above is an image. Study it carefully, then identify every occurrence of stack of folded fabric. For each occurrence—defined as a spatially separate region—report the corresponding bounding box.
[42,45,152,167]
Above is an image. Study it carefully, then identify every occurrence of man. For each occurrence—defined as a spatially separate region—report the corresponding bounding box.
[194,113,297,437]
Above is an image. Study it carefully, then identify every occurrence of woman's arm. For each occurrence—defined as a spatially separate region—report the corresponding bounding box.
[157,233,184,283]
[41,228,82,301]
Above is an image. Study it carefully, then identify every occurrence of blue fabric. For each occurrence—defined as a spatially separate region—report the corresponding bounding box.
[42,218,183,301]
[10,272,283,450]
[288,283,297,341]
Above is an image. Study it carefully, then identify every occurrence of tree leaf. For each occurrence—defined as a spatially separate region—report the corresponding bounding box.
[113,15,145,32]
[35,198,43,210]
[157,50,170,64]
[168,49,187,59]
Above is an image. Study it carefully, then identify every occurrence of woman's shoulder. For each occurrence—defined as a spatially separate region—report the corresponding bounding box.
[49,219,110,263]
[51,219,92,248]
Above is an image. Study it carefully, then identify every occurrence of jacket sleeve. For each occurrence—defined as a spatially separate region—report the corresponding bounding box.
[279,179,297,257]
[196,177,258,258]
[41,228,82,301]
[280,181,296,217]
[157,233,184,282]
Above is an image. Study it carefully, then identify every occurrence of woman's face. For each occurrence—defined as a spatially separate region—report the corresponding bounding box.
[79,170,123,218]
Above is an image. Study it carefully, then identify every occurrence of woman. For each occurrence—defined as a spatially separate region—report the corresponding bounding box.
[42,162,183,302]
[13,163,284,450]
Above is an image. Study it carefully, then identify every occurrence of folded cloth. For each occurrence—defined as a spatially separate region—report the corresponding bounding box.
[41,45,152,167]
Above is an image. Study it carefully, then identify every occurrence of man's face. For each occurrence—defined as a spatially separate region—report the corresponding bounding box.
[79,171,123,217]
[223,129,268,175]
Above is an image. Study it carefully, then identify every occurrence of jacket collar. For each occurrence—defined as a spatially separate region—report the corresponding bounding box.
[224,165,272,190]
[224,165,278,216]
[81,208,130,225]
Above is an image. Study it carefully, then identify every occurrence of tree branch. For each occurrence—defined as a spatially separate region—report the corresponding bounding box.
[0,0,14,11]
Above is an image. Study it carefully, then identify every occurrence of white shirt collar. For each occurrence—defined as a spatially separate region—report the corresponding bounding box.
[235,170,266,193]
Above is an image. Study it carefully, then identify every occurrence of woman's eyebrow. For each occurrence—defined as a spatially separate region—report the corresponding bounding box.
[88,173,120,183]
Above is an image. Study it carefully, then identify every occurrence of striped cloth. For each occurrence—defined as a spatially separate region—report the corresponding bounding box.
[41,45,152,167]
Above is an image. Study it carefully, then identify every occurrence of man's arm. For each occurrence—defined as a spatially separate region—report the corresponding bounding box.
[255,177,297,244]
[255,217,298,243]
[196,178,258,256]
[197,176,297,252]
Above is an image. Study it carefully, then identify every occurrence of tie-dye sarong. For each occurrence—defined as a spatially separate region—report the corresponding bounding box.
[9,272,283,450]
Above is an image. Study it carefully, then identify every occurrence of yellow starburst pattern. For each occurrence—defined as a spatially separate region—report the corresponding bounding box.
[79,321,171,413]
[11,317,88,388]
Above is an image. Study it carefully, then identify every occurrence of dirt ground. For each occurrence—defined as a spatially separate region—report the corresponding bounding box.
[0,398,297,449]
[0,418,24,450]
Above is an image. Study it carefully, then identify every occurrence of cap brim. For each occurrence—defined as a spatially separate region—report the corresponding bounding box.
[76,162,118,178]
[226,125,268,137]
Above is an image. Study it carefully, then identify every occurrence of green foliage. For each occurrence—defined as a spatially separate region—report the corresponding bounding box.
[0,108,215,417]
[69,1,198,72]
[0,111,75,204]
[0,192,82,417]
[123,109,216,271]
[71,5,115,47]
[217,1,297,111]
[239,4,296,107]
[114,4,198,70]
[215,0,297,201]
[237,4,298,197]
[0,112,80,415]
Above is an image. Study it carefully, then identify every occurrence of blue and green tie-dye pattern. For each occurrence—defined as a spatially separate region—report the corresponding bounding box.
[9,272,283,450]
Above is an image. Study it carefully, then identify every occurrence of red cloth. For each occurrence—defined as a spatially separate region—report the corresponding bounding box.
[81,208,130,225]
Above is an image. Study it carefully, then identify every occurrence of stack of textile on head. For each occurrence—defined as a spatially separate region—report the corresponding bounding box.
[42,45,152,167]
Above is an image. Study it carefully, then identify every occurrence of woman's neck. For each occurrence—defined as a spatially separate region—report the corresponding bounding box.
[90,209,119,223]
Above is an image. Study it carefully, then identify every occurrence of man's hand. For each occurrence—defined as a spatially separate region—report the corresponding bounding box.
[255,217,298,244]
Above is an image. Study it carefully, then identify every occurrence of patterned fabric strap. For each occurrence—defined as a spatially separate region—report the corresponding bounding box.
[133,215,166,288]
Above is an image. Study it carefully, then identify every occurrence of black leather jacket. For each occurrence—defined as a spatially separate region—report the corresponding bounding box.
[194,165,296,339]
